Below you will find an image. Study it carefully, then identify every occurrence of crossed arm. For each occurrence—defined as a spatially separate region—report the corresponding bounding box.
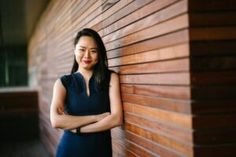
[50,73,123,133]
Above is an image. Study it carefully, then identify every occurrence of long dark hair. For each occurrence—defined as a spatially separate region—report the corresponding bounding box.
[71,28,109,90]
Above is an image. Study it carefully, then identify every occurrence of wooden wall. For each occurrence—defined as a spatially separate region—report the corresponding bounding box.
[189,0,236,156]
[28,0,236,156]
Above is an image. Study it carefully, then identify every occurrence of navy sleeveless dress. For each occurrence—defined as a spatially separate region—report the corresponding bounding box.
[56,71,112,157]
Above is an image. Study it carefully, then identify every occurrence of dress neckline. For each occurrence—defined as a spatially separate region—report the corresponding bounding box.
[74,72,94,97]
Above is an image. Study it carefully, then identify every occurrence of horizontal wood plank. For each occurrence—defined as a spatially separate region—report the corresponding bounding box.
[121,84,190,99]
[120,73,190,85]
[107,29,189,59]
[123,102,192,128]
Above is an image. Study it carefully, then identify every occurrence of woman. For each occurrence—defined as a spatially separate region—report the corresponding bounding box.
[50,28,123,157]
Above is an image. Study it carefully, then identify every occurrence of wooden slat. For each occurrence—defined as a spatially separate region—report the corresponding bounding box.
[123,94,191,113]
[101,0,184,40]
[121,84,190,99]
[107,29,189,59]
[93,0,133,31]
[120,73,190,85]
[126,131,184,157]
[99,0,153,33]
[125,139,157,157]
[118,58,189,74]
[105,14,188,51]
[108,43,189,66]
[123,102,192,128]
[125,113,192,143]
[125,122,193,156]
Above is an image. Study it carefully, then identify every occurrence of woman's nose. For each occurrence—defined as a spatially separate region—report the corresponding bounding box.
[84,50,90,58]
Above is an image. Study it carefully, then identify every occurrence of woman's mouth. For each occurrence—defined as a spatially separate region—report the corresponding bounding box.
[83,60,92,64]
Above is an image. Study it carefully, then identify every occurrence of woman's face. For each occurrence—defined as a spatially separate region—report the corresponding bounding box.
[74,36,99,71]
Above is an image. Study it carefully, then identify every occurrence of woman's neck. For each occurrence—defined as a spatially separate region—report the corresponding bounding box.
[78,68,93,79]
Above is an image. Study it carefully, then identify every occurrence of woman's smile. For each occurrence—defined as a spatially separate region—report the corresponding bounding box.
[83,60,92,64]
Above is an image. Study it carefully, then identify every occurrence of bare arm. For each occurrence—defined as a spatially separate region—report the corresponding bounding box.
[79,72,123,133]
[50,79,109,130]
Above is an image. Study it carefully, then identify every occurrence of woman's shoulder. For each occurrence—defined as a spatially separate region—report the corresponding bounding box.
[108,69,118,76]
[60,73,73,80]
[59,73,74,87]
[107,70,119,83]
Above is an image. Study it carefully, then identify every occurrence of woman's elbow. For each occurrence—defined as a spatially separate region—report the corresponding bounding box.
[114,114,123,127]
[51,120,58,128]
[50,115,61,128]
[50,119,58,128]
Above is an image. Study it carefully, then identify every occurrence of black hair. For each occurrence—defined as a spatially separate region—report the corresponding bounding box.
[71,28,110,90]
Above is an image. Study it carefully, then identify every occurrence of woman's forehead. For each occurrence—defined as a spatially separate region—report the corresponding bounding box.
[76,36,97,48]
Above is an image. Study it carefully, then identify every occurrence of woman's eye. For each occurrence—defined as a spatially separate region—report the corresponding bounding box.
[79,49,85,52]
[91,50,97,53]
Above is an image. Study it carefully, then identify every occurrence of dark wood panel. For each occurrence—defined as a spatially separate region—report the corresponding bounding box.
[193,128,236,144]
[190,12,236,27]
[191,56,236,72]
[190,27,236,41]
[189,0,236,12]
[191,71,236,85]
[193,114,236,129]
[194,144,236,157]
[192,99,236,114]
[190,40,236,56]
[192,85,236,99]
